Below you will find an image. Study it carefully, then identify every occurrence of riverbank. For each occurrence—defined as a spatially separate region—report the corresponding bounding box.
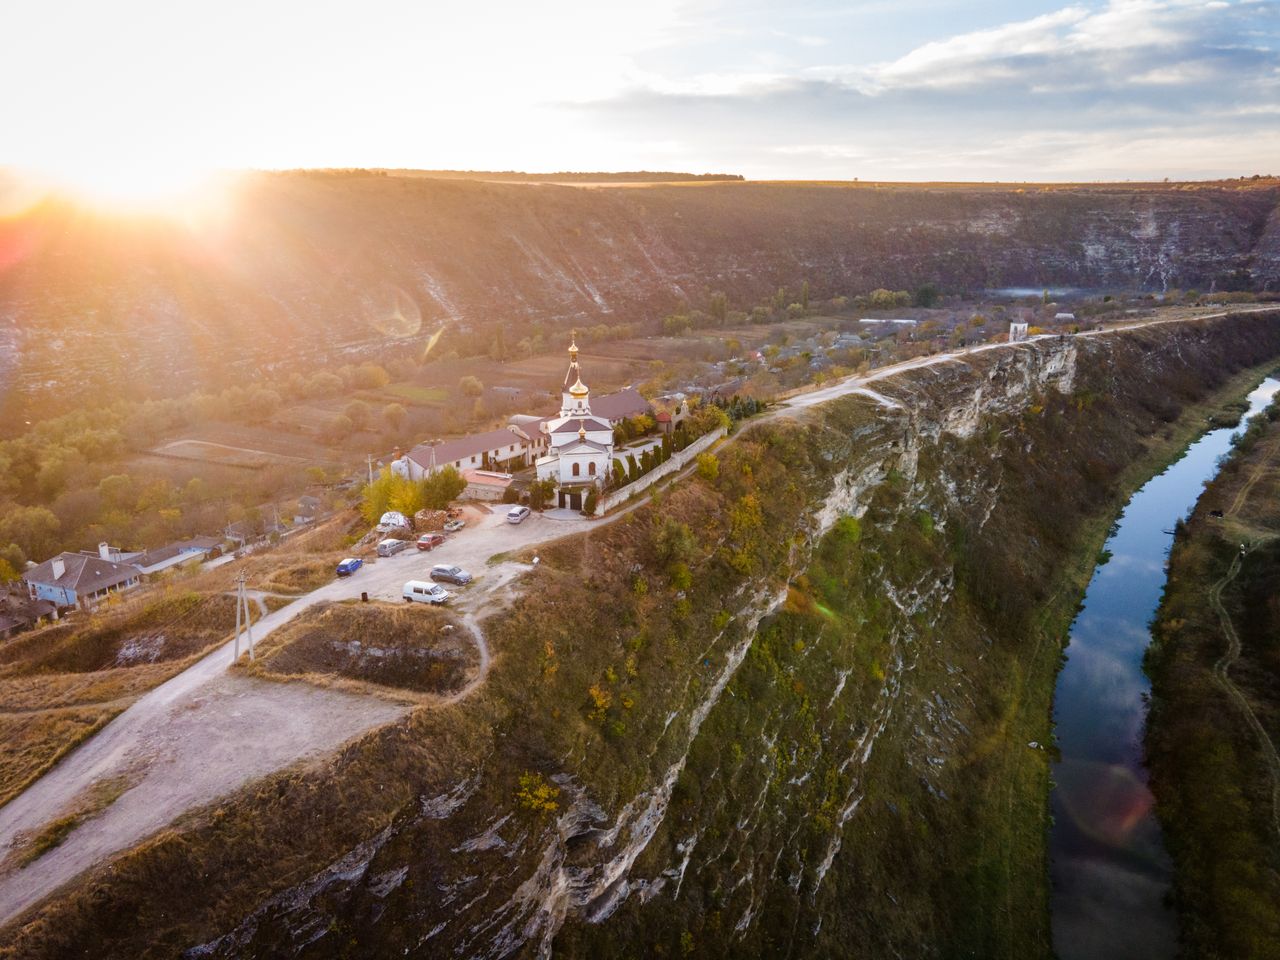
[979,359,1280,958]
[5,315,1280,959]
[1146,390,1280,959]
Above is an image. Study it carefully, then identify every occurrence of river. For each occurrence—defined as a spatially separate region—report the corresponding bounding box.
[1048,375,1280,959]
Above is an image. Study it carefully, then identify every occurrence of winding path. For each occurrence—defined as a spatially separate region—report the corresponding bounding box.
[0,305,1273,929]
[1208,444,1280,840]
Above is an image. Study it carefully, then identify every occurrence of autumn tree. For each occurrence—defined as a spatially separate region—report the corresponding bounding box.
[344,400,371,431]
[383,403,408,433]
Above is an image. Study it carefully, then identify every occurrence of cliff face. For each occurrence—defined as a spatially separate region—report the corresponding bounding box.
[1,176,1278,419]
[8,312,1280,960]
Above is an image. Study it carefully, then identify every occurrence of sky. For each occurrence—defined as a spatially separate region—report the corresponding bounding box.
[3,0,1278,196]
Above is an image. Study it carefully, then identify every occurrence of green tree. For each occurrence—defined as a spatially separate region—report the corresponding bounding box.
[459,375,484,397]
[914,282,940,308]
[583,487,599,516]
[709,291,728,326]
[655,519,696,566]
[529,478,557,511]
[421,466,467,510]
[98,474,136,509]
[800,280,810,311]
[0,543,26,575]
[0,506,61,560]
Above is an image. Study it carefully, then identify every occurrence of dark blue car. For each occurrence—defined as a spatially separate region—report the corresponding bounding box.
[336,557,363,577]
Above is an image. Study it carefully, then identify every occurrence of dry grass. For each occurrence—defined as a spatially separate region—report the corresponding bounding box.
[0,708,122,809]
[0,589,256,806]
[8,774,135,868]
[240,601,475,701]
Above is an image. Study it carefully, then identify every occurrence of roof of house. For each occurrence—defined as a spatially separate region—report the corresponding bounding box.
[130,537,218,571]
[557,438,611,455]
[22,553,140,595]
[656,411,672,422]
[407,427,524,469]
[134,544,187,569]
[462,469,514,488]
[590,387,650,422]
[0,597,56,632]
[551,417,611,435]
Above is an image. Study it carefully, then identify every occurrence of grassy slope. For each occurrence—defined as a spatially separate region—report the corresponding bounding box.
[1146,400,1280,960]
[241,601,476,700]
[0,591,253,808]
[2,316,1280,959]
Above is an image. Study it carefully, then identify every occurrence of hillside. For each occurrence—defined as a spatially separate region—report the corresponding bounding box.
[4,311,1278,959]
[1146,391,1280,958]
[1,175,1278,424]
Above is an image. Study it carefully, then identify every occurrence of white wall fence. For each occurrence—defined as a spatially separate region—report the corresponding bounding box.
[598,427,726,514]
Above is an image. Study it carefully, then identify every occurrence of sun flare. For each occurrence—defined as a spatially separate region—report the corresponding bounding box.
[24,156,228,219]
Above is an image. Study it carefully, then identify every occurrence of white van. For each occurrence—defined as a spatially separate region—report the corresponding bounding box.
[377,538,409,557]
[403,580,450,604]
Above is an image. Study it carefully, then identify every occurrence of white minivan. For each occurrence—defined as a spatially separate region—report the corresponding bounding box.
[403,580,450,604]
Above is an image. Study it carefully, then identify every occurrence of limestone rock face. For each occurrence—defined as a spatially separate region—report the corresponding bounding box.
[3,177,1278,422]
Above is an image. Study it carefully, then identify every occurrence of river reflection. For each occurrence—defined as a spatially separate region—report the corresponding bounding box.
[1049,376,1280,960]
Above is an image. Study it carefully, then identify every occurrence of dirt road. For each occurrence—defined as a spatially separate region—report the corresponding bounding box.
[0,508,577,927]
[0,304,1270,928]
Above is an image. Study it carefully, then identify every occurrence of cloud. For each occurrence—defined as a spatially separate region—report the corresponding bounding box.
[575,0,1280,179]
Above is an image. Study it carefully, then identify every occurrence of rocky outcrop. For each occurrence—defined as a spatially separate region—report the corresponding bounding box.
[7,313,1280,960]
[1,176,1278,421]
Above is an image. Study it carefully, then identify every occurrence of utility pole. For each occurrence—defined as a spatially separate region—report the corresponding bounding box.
[233,573,255,662]
[428,438,442,474]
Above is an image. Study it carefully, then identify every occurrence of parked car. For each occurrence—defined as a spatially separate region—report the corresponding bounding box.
[416,533,446,551]
[443,519,466,533]
[336,557,363,577]
[506,505,531,524]
[430,564,473,585]
[376,538,410,557]
[403,580,450,604]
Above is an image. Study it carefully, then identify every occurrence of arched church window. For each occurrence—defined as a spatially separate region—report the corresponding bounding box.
[588,461,597,476]
[572,462,580,477]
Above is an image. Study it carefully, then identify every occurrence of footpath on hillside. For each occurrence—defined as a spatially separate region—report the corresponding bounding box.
[0,305,1271,929]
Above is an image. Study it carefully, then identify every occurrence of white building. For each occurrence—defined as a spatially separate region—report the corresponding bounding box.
[1009,321,1030,343]
[536,338,615,504]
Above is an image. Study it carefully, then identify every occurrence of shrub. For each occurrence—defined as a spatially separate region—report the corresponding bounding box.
[696,453,719,482]
[583,488,599,516]
[514,772,559,813]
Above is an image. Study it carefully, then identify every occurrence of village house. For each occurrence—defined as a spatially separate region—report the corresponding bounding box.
[0,595,56,639]
[394,426,536,481]
[23,549,142,610]
[461,469,515,502]
[87,537,222,577]
[293,495,322,525]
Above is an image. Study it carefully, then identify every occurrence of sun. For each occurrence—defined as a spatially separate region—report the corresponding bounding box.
[24,155,229,219]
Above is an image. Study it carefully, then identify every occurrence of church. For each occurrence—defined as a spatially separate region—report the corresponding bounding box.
[535,336,615,506]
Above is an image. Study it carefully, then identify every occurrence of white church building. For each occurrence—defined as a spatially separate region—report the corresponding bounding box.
[535,337,615,505]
